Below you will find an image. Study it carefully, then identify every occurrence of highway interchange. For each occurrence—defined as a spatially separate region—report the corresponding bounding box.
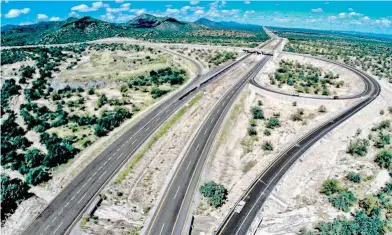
[18,34,381,235]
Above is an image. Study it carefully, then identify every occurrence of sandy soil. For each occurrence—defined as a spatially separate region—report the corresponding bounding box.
[79,56,259,234]
[256,79,392,235]
[258,53,365,98]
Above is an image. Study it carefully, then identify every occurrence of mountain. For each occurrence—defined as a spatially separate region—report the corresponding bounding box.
[127,14,185,28]
[194,18,262,31]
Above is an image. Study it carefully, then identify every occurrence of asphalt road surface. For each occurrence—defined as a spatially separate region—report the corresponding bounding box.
[20,52,251,235]
[146,55,271,235]
[215,55,381,235]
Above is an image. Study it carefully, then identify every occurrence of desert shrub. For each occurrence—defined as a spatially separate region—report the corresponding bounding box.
[374,132,390,148]
[347,138,369,156]
[318,105,327,113]
[262,141,273,151]
[320,179,343,196]
[266,117,280,129]
[375,149,392,169]
[247,127,257,136]
[97,94,108,108]
[151,87,169,99]
[249,119,257,127]
[264,129,271,136]
[329,190,357,212]
[199,181,227,208]
[347,172,361,183]
[88,88,95,95]
[251,106,264,119]
[359,195,381,216]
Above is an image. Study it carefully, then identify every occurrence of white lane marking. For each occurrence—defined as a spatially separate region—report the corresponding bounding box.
[159,223,165,235]
[53,221,63,234]
[196,144,200,150]
[131,139,137,145]
[117,152,124,160]
[186,161,192,170]
[77,193,87,204]
[92,172,97,177]
[44,225,50,231]
[58,208,64,215]
[76,188,82,194]
[98,171,107,180]
[104,160,108,165]
[210,118,214,123]
[116,149,120,153]
[71,195,76,201]
[145,126,150,132]
[174,186,181,199]
[204,128,208,135]
[121,143,125,148]
[65,202,70,207]
[217,108,220,113]
[51,216,57,223]
[98,165,103,170]
[125,140,129,144]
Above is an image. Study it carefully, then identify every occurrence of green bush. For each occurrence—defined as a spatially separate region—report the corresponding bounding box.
[251,106,264,119]
[347,172,361,183]
[1,173,32,220]
[262,141,273,151]
[249,119,257,127]
[151,87,169,99]
[24,148,45,169]
[347,138,369,156]
[320,179,343,196]
[25,166,50,185]
[359,195,381,216]
[264,129,271,136]
[375,149,392,169]
[329,190,357,212]
[247,127,257,136]
[199,181,227,208]
[266,117,280,129]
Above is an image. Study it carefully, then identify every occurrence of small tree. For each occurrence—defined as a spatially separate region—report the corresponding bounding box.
[329,190,357,212]
[318,105,327,113]
[25,166,50,185]
[248,127,257,136]
[200,181,227,208]
[266,117,280,129]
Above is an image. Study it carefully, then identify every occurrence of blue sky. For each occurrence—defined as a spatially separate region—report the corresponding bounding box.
[1,1,391,35]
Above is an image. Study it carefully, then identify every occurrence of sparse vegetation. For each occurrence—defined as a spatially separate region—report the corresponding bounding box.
[347,138,370,156]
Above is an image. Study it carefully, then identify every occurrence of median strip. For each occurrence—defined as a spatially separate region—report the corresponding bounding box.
[114,93,204,184]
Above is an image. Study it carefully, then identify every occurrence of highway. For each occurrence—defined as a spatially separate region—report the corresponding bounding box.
[145,55,271,235]
[214,53,381,235]
[20,49,251,235]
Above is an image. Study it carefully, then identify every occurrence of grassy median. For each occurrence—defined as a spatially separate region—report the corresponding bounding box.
[115,92,204,184]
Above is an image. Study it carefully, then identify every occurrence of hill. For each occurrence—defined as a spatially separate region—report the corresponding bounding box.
[1,14,268,47]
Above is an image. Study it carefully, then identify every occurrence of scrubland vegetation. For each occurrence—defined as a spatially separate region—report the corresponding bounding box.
[275,29,392,82]
[303,119,392,234]
[270,59,343,96]
[0,43,188,221]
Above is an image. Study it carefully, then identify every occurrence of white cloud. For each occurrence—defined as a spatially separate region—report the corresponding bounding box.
[5,8,30,18]
[190,0,199,5]
[106,3,130,13]
[327,16,337,21]
[195,9,204,15]
[50,17,61,21]
[244,0,251,4]
[71,1,107,12]
[338,12,346,18]
[311,8,323,13]
[348,8,354,12]
[324,2,330,4]
[244,10,255,18]
[100,12,115,21]
[362,16,371,21]
[375,19,391,27]
[275,18,290,23]
[181,6,191,13]
[205,8,220,18]
[349,12,363,17]
[37,14,48,20]
[221,9,240,16]
[115,0,124,3]
[130,9,146,15]
[166,8,180,14]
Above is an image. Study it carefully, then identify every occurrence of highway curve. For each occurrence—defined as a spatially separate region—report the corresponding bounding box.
[215,52,381,235]
[20,50,251,235]
[145,55,272,235]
